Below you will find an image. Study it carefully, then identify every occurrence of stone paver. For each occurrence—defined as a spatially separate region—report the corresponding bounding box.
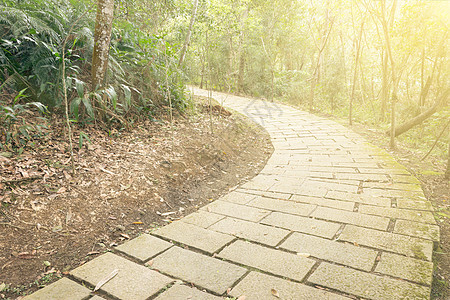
[23,278,91,300]
[151,246,247,294]
[339,225,434,261]
[247,196,316,216]
[201,200,270,222]
[375,252,434,285]
[394,219,440,241]
[26,88,437,299]
[218,240,315,281]
[209,217,289,246]
[359,205,436,224]
[291,194,355,211]
[115,234,172,262]
[152,220,234,253]
[70,252,172,300]
[311,206,390,230]
[281,232,377,271]
[231,271,349,300]
[261,211,341,239]
[309,263,430,300]
[180,210,225,228]
[154,283,222,300]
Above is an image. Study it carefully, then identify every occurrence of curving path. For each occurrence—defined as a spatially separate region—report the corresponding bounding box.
[26,88,438,300]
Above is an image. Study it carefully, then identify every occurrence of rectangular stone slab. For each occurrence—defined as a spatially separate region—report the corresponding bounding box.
[261,211,341,239]
[375,252,433,285]
[209,217,289,246]
[152,220,234,253]
[231,271,349,300]
[311,206,390,231]
[339,225,434,261]
[115,234,172,262]
[281,232,377,271]
[359,205,436,224]
[154,283,222,300]
[151,247,247,295]
[201,200,271,222]
[23,278,91,300]
[247,196,316,216]
[70,252,172,300]
[291,194,355,211]
[308,263,430,300]
[180,211,225,228]
[394,219,440,241]
[218,240,315,281]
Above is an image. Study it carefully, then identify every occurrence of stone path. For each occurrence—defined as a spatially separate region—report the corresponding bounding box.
[25,89,439,300]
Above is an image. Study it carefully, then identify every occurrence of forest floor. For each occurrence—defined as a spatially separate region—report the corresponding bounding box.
[0,96,273,299]
[325,115,449,300]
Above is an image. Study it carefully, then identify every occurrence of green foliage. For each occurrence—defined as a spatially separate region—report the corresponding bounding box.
[0,89,48,151]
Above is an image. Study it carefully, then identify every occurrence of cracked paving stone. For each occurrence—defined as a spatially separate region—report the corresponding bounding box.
[218,240,315,281]
[230,271,349,300]
[308,263,429,300]
[281,232,377,271]
[70,252,172,300]
[151,246,247,295]
[23,278,91,300]
[152,220,234,253]
[115,234,172,262]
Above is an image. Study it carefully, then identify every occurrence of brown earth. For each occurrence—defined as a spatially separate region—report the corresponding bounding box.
[0,96,273,299]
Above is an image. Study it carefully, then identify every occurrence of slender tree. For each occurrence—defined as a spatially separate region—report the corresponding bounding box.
[91,0,115,89]
[178,0,199,66]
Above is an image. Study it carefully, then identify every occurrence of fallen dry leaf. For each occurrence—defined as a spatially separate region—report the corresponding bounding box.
[237,296,246,300]
[93,269,119,292]
[297,252,311,258]
[271,288,280,298]
[120,233,130,239]
[56,187,66,194]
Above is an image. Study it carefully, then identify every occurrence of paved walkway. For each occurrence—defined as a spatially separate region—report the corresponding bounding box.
[26,89,438,300]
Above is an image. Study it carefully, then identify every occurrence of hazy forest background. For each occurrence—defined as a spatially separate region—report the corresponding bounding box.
[0,0,449,174]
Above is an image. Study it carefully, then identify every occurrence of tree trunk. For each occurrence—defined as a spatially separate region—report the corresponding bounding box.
[91,0,115,89]
[349,16,365,126]
[178,0,199,66]
[446,141,450,180]
[387,88,449,137]
[381,49,388,121]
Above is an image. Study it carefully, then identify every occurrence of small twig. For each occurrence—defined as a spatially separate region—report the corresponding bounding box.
[0,222,25,230]
[421,119,450,160]
[1,175,43,185]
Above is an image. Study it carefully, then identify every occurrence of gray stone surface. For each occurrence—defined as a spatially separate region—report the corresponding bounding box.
[281,232,377,271]
[115,234,172,262]
[218,240,315,281]
[247,196,316,216]
[309,263,429,300]
[325,190,391,207]
[231,271,348,300]
[394,219,440,241]
[180,210,225,228]
[23,278,91,300]
[291,194,355,211]
[201,200,270,222]
[261,212,341,239]
[154,283,222,300]
[311,206,390,230]
[218,190,257,204]
[151,247,246,295]
[339,225,434,261]
[359,205,436,224]
[70,253,172,300]
[209,217,289,246]
[375,252,433,285]
[152,220,234,253]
